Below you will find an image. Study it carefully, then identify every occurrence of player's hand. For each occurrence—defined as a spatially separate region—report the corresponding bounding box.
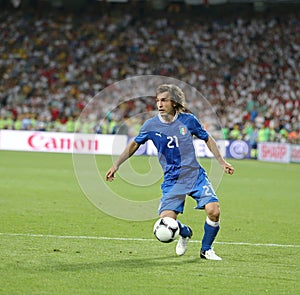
[223,162,234,175]
[105,166,117,182]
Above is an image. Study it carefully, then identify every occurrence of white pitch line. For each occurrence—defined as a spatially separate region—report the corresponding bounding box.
[0,232,299,248]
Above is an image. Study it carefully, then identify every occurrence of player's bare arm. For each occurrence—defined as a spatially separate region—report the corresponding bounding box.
[206,135,234,175]
[105,140,141,182]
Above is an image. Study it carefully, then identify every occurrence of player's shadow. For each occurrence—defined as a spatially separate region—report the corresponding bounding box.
[32,255,200,273]
[97,255,200,270]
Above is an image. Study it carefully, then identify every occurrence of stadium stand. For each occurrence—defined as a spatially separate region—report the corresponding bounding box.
[0,1,299,144]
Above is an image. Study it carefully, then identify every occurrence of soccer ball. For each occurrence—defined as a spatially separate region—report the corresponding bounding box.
[153,217,180,243]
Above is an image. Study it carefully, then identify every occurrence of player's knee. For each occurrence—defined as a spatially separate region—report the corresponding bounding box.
[207,211,220,222]
[160,210,178,220]
[206,203,220,222]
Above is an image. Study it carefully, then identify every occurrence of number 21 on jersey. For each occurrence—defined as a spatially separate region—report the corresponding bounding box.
[167,136,179,148]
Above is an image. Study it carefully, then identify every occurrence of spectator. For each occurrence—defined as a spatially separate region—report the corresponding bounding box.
[0,6,299,143]
[66,116,76,133]
[229,124,242,140]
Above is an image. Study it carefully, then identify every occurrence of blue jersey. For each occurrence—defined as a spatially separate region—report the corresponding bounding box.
[135,112,218,214]
[134,113,209,184]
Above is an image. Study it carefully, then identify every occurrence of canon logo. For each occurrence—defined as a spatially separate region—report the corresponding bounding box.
[27,132,99,152]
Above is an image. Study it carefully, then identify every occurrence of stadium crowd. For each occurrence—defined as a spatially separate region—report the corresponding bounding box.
[0,5,299,146]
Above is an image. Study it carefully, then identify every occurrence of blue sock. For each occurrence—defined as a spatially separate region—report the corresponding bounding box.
[177,220,192,238]
[201,220,220,251]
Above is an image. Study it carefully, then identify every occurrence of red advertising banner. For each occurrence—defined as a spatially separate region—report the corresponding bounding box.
[1,130,299,164]
[258,142,290,163]
[0,130,127,155]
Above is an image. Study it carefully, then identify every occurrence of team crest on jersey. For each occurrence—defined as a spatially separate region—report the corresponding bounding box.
[179,127,187,135]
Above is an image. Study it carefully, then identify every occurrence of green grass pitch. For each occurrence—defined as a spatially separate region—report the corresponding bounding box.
[0,150,299,295]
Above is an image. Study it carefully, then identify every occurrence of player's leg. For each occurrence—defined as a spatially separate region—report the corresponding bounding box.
[200,201,222,260]
[175,222,193,256]
[159,200,192,256]
[160,210,177,219]
[191,174,222,260]
[160,210,192,241]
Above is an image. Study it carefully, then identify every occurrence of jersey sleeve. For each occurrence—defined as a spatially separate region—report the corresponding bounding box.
[188,114,209,141]
[134,121,150,144]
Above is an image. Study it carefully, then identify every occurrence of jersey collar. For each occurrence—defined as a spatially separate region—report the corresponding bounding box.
[158,112,178,124]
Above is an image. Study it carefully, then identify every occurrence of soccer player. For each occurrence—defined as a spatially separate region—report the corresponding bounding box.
[105,84,234,260]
